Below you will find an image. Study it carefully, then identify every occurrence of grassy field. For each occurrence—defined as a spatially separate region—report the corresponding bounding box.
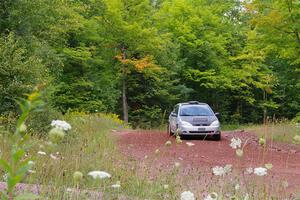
[0,113,178,199]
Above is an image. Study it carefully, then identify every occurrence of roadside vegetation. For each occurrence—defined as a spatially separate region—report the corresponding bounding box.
[223,121,300,145]
[1,95,300,199]
[0,94,177,199]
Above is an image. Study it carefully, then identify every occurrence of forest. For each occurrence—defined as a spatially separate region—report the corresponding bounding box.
[0,0,299,128]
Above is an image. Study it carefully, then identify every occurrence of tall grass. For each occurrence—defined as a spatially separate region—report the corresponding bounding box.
[241,121,300,144]
[0,112,177,199]
[1,111,300,199]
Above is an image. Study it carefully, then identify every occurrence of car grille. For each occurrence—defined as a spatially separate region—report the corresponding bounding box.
[189,131,214,134]
[192,123,210,126]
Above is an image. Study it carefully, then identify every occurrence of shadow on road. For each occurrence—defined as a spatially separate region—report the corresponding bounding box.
[178,135,221,141]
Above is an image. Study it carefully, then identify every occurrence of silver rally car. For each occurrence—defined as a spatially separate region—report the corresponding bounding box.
[168,101,221,140]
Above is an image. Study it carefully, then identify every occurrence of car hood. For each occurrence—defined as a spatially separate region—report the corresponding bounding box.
[180,116,217,126]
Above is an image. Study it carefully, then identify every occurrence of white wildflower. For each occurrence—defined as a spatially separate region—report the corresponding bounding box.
[111,184,121,188]
[204,192,218,200]
[51,120,72,131]
[245,167,253,174]
[37,151,46,155]
[88,171,111,179]
[28,170,36,174]
[2,174,8,181]
[180,191,195,200]
[230,138,242,149]
[112,181,121,188]
[212,165,231,176]
[224,164,232,173]
[212,166,226,176]
[235,184,240,190]
[186,142,195,147]
[50,154,58,160]
[163,184,169,189]
[244,193,249,200]
[66,188,74,192]
[254,167,267,176]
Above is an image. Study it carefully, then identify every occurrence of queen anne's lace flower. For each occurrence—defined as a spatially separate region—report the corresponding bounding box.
[37,151,46,155]
[50,154,58,160]
[51,120,72,131]
[230,138,242,149]
[254,167,267,176]
[224,164,232,173]
[245,167,253,174]
[212,165,232,176]
[212,166,226,176]
[111,181,121,188]
[88,171,111,179]
[180,191,195,200]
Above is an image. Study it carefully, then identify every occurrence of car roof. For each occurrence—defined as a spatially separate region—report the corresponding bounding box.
[177,101,208,106]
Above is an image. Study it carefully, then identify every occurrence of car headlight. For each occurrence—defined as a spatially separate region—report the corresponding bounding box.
[211,120,220,126]
[180,121,193,126]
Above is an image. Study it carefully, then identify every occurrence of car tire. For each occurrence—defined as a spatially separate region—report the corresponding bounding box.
[168,124,173,136]
[214,132,221,141]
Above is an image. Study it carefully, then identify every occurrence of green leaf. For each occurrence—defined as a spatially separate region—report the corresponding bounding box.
[12,149,25,163]
[0,191,9,200]
[0,159,12,174]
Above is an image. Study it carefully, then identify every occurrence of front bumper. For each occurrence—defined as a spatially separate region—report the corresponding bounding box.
[178,125,220,135]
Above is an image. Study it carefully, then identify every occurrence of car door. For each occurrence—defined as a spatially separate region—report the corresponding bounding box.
[169,105,179,132]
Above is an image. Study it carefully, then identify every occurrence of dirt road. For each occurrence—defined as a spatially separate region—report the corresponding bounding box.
[116,130,300,191]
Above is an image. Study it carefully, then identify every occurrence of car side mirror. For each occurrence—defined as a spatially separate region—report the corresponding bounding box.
[215,112,220,118]
[171,112,177,117]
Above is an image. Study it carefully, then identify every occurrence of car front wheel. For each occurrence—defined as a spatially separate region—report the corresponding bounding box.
[214,132,221,141]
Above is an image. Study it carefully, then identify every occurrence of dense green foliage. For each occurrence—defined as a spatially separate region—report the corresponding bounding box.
[0,0,299,128]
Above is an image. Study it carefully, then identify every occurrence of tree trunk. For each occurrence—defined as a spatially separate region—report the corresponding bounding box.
[121,46,128,123]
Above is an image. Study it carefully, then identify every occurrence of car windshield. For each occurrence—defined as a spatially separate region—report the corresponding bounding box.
[179,105,214,116]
